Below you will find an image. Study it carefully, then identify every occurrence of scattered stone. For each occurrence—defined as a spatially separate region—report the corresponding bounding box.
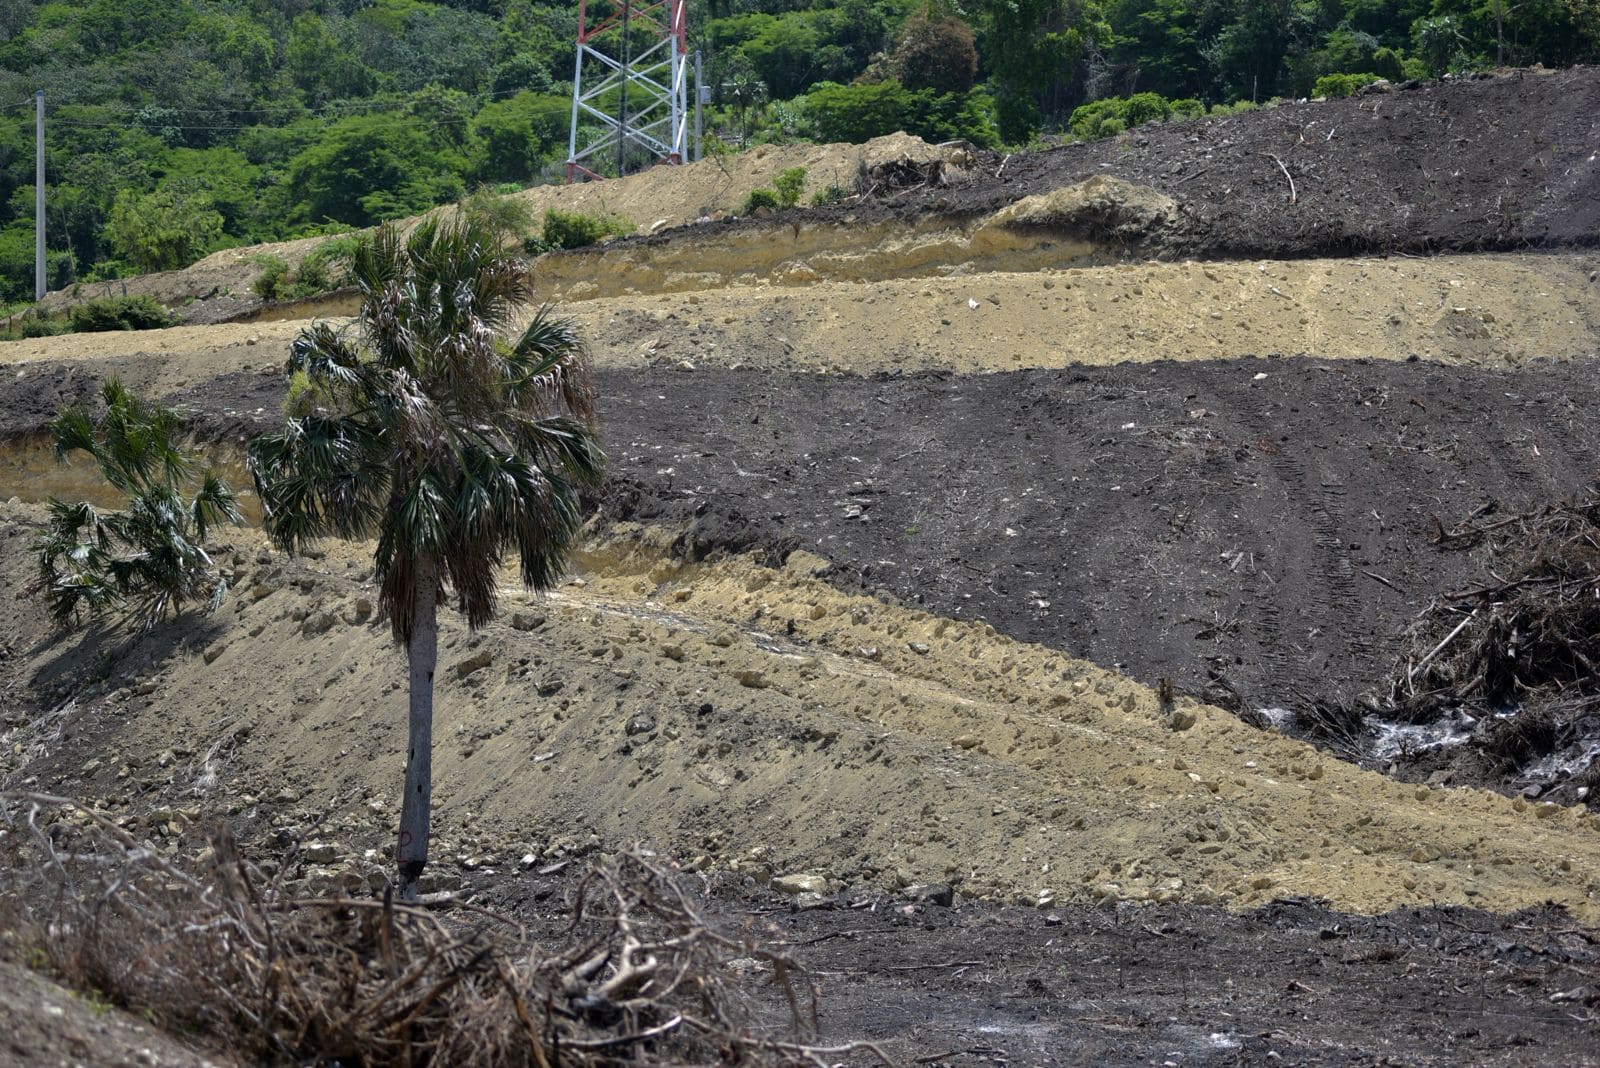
[343,598,374,625]
[417,870,463,894]
[455,649,494,679]
[510,612,546,631]
[625,714,656,736]
[736,670,769,689]
[953,734,982,750]
[772,873,828,896]
[1167,709,1197,731]
[303,841,340,864]
[1043,913,1064,927]
[905,882,954,907]
[201,642,227,665]
[907,640,930,655]
[300,611,336,637]
[793,892,831,911]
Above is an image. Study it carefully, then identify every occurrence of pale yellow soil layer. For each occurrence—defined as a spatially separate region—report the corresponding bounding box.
[6,509,1597,919]
[7,252,1597,375]
[33,134,963,315]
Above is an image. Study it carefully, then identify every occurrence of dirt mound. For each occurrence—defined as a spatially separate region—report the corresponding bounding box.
[875,67,1600,257]
[984,175,1183,244]
[3,506,1599,919]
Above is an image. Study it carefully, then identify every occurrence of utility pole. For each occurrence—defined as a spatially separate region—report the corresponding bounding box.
[35,89,45,301]
[694,51,704,162]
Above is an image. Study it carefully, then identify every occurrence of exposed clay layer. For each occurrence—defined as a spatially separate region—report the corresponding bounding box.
[7,251,1596,385]
[3,508,1598,919]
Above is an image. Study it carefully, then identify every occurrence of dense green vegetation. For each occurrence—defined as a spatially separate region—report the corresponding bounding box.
[1,0,1595,305]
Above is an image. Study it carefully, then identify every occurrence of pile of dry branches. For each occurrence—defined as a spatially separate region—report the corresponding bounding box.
[1383,493,1600,789]
[0,792,883,1067]
[853,154,949,198]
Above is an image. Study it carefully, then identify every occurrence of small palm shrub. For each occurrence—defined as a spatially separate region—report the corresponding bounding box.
[33,379,240,629]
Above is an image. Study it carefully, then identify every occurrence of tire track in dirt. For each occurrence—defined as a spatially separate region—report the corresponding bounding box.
[591,357,1600,720]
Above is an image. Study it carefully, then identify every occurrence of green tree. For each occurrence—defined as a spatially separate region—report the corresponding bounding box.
[248,220,606,900]
[34,379,241,630]
[105,185,225,273]
[978,0,1110,142]
[803,80,1000,147]
[1108,0,1206,98]
[1205,0,1304,100]
[472,91,570,184]
[885,14,980,94]
[285,112,468,227]
[285,13,376,105]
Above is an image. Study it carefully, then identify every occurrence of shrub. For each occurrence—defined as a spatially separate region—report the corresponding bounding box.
[1371,47,1406,81]
[1122,92,1171,127]
[539,208,634,250]
[251,237,359,303]
[810,184,849,207]
[17,315,73,339]
[802,80,1000,149]
[773,167,807,208]
[460,186,536,244]
[1314,72,1381,98]
[251,254,291,301]
[68,296,178,332]
[1068,98,1130,139]
[1097,118,1126,137]
[743,188,780,213]
[1169,98,1205,121]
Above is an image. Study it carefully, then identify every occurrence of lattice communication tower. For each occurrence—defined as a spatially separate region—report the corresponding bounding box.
[566,0,689,181]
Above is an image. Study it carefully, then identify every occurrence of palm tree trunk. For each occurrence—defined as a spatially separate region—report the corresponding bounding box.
[396,556,439,901]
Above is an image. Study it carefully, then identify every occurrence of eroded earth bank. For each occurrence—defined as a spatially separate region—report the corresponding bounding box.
[5,67,1600,1065]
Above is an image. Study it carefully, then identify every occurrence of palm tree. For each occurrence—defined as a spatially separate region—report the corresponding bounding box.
[248,219,605,900]
[34,378,240,631]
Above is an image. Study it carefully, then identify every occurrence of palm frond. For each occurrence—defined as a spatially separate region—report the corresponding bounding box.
[258,219,606,645]
[36,383,240,631]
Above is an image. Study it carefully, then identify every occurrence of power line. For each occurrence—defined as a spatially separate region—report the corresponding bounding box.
[18,83,545,120]
[50,112,479,134]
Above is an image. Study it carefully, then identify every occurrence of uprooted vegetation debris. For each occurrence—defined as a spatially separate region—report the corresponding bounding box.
[1367,490,1600,805]
[0,791,882,1067]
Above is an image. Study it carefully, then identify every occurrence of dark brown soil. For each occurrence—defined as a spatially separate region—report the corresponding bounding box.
[865,67,1600,258]
[9,353,1600,796]
[471,870,1600,1066]
[591,358,1597,707]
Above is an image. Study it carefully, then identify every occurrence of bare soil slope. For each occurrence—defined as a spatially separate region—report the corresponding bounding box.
[906,66,1600,256]
[4,508,1599,921]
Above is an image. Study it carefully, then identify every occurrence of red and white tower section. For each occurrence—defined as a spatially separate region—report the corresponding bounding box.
[566,0,689,181]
